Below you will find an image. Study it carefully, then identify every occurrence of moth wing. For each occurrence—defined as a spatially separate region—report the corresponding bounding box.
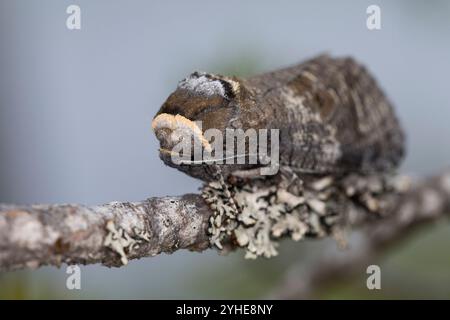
[284,55,405,173]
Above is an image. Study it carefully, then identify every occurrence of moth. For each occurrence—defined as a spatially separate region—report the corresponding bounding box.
[152,55,405,182]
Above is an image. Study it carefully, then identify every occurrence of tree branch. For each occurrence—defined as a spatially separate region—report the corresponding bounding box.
[271,169,450,299]
[0,194,212,272]
[1,170,449,275]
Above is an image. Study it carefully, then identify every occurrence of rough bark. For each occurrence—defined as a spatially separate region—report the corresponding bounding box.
[271,169,450,299]
[1,170,449,274]
[0,194,211,272]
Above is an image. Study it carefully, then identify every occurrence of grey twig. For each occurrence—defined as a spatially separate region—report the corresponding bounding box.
[0,194,211,272]
[1,170,449,275]
[271,169,450,299]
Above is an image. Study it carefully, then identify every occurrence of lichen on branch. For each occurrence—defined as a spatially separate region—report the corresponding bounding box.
[0,170,449,273]
[203,171,411,259]
[0,195,211,272]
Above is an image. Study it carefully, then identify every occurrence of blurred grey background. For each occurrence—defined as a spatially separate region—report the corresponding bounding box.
[1,0,450,299]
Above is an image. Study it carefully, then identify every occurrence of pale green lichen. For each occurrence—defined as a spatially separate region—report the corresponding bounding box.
[103,220,151,265]
[202,172,408,259]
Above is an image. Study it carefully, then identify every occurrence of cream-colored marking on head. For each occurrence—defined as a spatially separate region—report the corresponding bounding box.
[152,113,211,152]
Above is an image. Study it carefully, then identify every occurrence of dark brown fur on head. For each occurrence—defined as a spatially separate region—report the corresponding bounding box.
[152,72,260,181]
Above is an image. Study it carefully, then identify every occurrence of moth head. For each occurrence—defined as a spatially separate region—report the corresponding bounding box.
[152,71,255,181]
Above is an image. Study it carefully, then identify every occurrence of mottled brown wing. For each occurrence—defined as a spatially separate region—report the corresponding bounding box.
[248,55,405,174]
[294,55,405,172]
[317,58,404,171]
